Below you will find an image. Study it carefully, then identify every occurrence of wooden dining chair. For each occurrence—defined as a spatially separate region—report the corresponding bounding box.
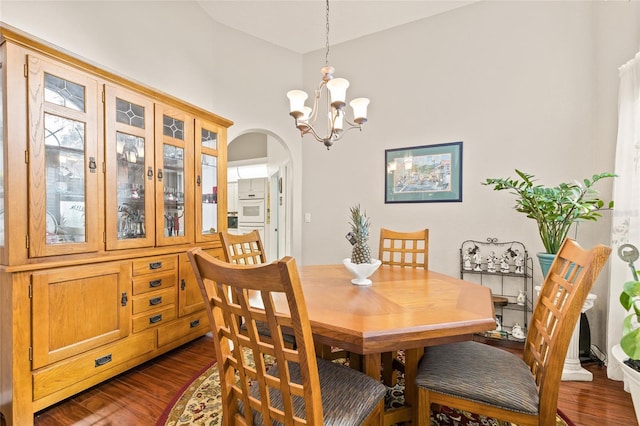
[219,229,266,265]
[378,228,429,386]
[187,248,387,425]
[415,238,611,426]
[379,228,429,269]
[219,230,296,348]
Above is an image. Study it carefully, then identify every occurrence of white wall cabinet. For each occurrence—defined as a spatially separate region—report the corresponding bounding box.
[228,181,238,212]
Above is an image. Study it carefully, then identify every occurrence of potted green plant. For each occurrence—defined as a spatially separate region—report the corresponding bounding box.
[613,243,640,423]
[483,169,615,275]
[619,244,640,360]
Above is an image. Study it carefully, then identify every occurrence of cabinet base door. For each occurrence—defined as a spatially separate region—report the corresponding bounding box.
[32,262,131,369]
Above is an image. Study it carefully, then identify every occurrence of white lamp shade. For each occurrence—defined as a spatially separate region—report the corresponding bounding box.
[350,98,370,121]
[295,106,313,130]
[326,78,350,105]
[287,90,308,114]
[300,106,312,122]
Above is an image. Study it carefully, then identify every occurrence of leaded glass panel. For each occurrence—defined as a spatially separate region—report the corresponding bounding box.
[163,115,184,140]
[44,73,85,112]
[45,114,85,149]
[201,128,217,149]
[116,98,145,128]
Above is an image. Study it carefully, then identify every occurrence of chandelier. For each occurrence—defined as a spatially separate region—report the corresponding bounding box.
[286,0,370,150]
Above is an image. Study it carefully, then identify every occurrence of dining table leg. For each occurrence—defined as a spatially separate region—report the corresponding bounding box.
[363,348,424,425]
[363,352,381,379]
[404,347,424,422]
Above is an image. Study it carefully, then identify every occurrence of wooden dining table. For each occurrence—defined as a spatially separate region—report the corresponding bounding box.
[292,263,497,425]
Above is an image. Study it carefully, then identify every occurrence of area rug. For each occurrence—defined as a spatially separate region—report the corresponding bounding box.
[157,354,574,426]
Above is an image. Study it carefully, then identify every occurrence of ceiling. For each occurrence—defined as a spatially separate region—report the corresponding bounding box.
[196,1,477,54]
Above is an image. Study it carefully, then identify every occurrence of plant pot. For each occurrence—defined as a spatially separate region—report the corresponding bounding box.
[536,252,556,279]
[612,344,640,424]
[343,258,381,286]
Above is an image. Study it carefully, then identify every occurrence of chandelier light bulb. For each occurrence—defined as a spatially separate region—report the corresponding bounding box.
[331,109,344,131]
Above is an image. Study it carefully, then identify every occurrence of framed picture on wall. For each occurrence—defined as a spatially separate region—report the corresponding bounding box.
[385,141,463,203]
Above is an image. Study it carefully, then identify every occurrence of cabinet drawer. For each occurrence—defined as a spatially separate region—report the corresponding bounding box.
[132,306,176,333]
[157,311,210,347]
[33,331,155,400]
[132,255,177,276]
[132,270,177,295]
[132,288,176,315]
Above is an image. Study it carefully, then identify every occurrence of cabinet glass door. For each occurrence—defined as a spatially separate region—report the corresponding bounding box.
[195,119,226,242]
[155,105,193,246]
[28,55,100,257]
[162,143,185,237]
[105,86,155,250]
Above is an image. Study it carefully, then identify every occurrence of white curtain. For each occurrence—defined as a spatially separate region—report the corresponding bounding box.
[607,51,640,380]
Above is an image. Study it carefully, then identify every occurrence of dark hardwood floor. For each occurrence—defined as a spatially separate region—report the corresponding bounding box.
[33,335,217,426]
[29,334,637,426]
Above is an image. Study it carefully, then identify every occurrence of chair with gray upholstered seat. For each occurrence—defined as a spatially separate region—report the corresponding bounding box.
[378,227,429,386]
[219,229,296,348]
[188,248,386,425]
[414,238,611,426]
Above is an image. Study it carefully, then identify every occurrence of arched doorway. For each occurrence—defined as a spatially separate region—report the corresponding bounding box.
[227,131,292,261]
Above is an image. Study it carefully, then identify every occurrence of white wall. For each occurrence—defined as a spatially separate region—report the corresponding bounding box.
[3,0,640,356]
[299,1,640,352]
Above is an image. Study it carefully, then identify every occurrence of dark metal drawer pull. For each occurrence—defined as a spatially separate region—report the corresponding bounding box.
[95,354,112,367]
[149,279,162,288]
[149,296,162,306]
[149,314,163,324]
[149,261,162,270]
[189,319,200,328]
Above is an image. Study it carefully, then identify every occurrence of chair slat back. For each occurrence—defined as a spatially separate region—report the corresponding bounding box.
[220,230,267,265]
[523,238,610,422]
[188,249,323,425]
[378,228,429,269]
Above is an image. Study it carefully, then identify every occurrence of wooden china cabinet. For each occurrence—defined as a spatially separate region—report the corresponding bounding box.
[0,24,232,426]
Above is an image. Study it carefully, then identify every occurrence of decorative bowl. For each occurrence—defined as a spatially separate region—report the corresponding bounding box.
[343,258,382,286]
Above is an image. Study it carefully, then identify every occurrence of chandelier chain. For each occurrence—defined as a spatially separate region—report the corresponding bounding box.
[325,0,330,66]
[285,0,369,149]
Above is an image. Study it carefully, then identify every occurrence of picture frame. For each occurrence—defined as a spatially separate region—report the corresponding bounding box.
[385,141,463,203]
